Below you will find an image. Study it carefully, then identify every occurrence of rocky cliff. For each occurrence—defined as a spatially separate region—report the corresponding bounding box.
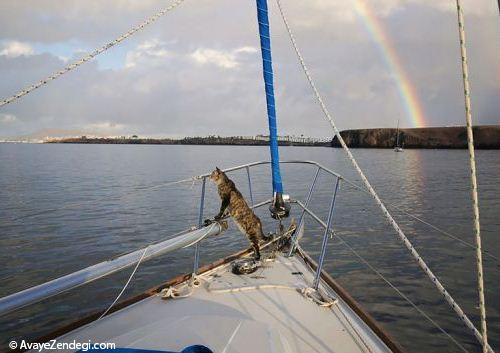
[331,125,500,149]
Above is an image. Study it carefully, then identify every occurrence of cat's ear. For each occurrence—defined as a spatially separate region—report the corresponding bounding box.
[216,166,221,172]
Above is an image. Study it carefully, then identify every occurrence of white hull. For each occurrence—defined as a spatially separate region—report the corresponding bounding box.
[34,252,400,353]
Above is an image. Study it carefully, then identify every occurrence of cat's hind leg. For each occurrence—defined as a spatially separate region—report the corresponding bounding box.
[247,230,261,260]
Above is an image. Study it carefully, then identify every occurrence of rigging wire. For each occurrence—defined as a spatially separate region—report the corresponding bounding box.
[454,0,488,351]
[0,0,187,108]
[274,0,493,351]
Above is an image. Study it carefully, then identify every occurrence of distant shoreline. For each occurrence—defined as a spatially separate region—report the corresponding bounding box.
[44,136,330,147]
[37,125,500,149]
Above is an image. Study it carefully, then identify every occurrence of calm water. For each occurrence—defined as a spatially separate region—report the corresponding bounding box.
[0,144,498,353]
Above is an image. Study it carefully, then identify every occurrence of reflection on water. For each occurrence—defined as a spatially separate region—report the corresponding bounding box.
[0,144,498,353]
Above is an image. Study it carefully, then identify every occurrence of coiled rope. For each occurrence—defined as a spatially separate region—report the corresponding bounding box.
[0,0,187,108]
[455,0,488,351]
[275,1,493,351]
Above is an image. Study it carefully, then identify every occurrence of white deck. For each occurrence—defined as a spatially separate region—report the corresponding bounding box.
[37,254,394,353]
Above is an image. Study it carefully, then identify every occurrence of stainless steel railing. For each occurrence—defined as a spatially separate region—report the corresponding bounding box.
[0,160,345,317]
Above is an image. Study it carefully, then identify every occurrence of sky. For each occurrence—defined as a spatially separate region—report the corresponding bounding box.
[0,0,498,139]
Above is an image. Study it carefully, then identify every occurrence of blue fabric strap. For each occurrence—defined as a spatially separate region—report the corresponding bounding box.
[256,0,284,194]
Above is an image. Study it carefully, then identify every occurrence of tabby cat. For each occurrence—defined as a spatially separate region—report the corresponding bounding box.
[209,167,264,260]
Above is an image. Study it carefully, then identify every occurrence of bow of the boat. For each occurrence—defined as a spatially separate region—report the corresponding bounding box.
[34,248,403,353]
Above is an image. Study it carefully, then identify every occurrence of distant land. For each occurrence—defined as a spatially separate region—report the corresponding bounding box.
[331,125,500,149]
[45,135,330,147]
[16,125,498,149]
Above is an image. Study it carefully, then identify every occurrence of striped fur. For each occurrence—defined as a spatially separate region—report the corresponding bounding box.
[210,167,263,260]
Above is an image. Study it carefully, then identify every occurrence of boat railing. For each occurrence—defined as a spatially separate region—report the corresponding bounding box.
[0,160,344,317]
[0,159,495,352]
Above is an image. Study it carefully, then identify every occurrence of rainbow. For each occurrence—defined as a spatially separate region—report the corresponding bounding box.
[353,0,427,127]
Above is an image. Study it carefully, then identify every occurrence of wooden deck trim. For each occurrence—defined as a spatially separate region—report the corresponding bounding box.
[297,247,408,353]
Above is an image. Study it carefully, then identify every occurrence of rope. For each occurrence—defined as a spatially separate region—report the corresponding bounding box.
[208,284,296,294]
[100,222,218,315]
[207,282,336,307]
[455,1,488,352]
[157,223,224,299]
[274,1,493,351]
[333,238,471,353]
[299,287,336,307]
[0,0,187,108]
[98,245,149,320]
[158,274,205,299]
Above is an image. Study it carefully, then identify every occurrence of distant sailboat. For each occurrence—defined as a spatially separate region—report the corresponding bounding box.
[394,118,404,152]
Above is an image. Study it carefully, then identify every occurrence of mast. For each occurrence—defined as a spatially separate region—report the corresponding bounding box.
[255,0,289,219]
[395,118,400,147]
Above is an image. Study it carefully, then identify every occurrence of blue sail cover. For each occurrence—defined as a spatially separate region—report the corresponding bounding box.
[255,0,283,194]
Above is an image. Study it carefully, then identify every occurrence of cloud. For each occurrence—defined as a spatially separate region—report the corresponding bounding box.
[190,46,258,69]
[0,0,497,139]
[0,113,17,123]
[191,48,239,69]
[0,41,34,58]
[125,39,170,68]
[234,46,259,54]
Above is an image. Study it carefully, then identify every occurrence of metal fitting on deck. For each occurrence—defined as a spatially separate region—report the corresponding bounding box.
[269,192,291,220]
